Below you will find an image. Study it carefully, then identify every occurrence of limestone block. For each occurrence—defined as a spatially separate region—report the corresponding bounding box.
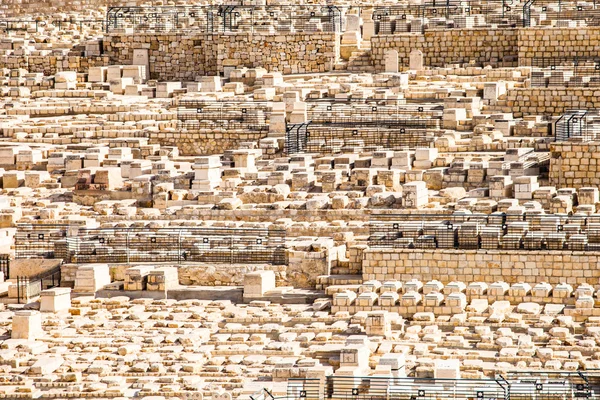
[359,280,382,293]
[340,345,370,369]
[489,281,509,296]
[381,281,402,293]
[509,282,532,297]
[409,49,423,70]
[553,283,573,298]
[74,264,111,293]
[384,50,398,73]
[466,282,488,296]
[378,292,399,307]
[355,292,378,307]
[576,296,594,309]
[423,292,444,307]
[401,292,422,307]
[446,293,467,309]
[12,310,42,340]
[532,282,552,297]
[575,284,594,299]
[333,291,357,307]
[443,281,466,295]
[404,279,423,293]
[30,356,64,375]
[517,302,541,315]
[423,280,443,294]
[244,270,276,298]
[40,288,71,313]
[366,311,391,337]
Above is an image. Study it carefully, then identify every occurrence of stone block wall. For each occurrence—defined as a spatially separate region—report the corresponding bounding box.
[104,33,339,80]
[495,88,600,117]
[362,248,600,285]
[0,55,110,76]
[549,142,600,188]
[518,27,600,66]
[149,130,269,157]
[370,28,518,70]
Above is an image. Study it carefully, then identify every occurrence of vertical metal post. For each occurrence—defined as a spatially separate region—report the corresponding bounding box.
[230,234,234,264]
[178,230,182,265]
[126,229,130,264]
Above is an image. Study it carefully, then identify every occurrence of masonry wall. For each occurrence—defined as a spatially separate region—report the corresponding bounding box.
[549,142,600,189]
[518,27,600,66]
[104,33,339,80]
[362,248,600,285]
[0,55,110,76]
[149,129,269,156]
[370,28,519,71]
[494,88,600,117]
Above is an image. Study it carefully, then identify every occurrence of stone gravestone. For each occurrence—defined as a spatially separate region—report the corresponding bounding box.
[212,391,232,400]
[410,49,424,70]
[12,310,42,339]
[346,14,360,32]
[384,49,399,73]
[363,18,375,41]
[132,49,150,80]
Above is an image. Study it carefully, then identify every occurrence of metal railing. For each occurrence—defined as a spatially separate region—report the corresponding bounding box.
[0,254,10,279]
[14,224,70,259]
[505,371,600,399]
[555,109,600,141]
[374,0,521,34]
[523,0,600,27]
[285,122,311,155]
[16,264,61,304]
[106,5,345,34]
[15,225,287,265]
[285,103,441,155]
[0,18,105,33]
[269,376,509,399]
[529,57,600,88]
[260,372,600,400]
[176,99,271,133]
[369,212,600,251]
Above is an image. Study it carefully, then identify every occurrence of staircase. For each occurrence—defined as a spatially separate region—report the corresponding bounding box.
[347,49,375,73]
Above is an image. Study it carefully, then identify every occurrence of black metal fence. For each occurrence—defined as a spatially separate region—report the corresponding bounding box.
[15,225,287,265]
[14,224,70,259]
[106,3,524,34]
[369,212,600,251]
[176,99,271,133]
[523,0,600,27]
[373,0,521,34]
[265,372,600,400]
[0,18,105,33]
[505,371,600,399]
[529,57,600,87]
[285,103,441,155]
[285,122,311,155]
[106,5,345,34]
[282,376,509,400]
[16,265,61,304]
[555,109,600,141]
[0,254,9,279]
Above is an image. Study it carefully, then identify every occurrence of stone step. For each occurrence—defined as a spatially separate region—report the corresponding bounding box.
[320,274,364,286]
